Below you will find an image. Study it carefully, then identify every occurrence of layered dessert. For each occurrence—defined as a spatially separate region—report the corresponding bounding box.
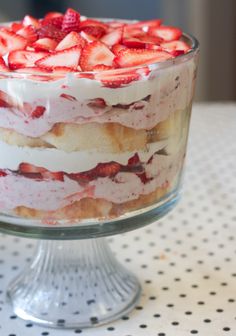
[0,8,198,221]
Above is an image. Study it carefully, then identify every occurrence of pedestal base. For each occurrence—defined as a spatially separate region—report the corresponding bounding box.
[7,238,141,328]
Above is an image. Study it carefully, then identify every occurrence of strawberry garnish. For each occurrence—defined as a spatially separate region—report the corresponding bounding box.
[22,15,40,29]
[36,46,81,70]
[17,25,38,44]
[149,26,182,42]
[161,40,190,53]
[80,41,115,71]
[95,68,140,88]
[0,57,9,72]
[0,170,7,177]
[61,8,80,33]
[31,106,46,118]
[42,14,64,29]
[125,19,162,32]
[114,48,172,68]
[33,38,58,51]
[8,50,48,69]
[0,29,27,55]
[56,31,86,51]
[79,31,97,43]
[111,43,127,55]
[93,64,114,71]
[11,22,23,32]
[101,28,123,47]
[44,12,63,20]
[37,23,66,41]
[79,19,108,38]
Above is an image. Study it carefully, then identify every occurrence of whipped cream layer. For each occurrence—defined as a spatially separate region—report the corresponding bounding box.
[0,150,184,212]
[0,59,196,137]
[0,139,168,173]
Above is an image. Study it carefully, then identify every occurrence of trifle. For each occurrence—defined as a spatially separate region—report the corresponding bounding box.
[0,8,198,222]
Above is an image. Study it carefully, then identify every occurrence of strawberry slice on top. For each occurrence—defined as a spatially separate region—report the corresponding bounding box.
[95,68,141,88]
[0,29,27,55]
[149,26,182,42]
[80,41,115,71]
[8,50,49,70]
[79,19,108,38]
[56,31,86,51]
[36,46,81,70]
[114,48,173,68]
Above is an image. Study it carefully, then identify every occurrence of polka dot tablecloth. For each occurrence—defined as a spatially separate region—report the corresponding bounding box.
[0,103,236,336]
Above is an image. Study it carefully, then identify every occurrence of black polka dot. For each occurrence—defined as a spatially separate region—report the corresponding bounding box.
[158,333,166,336]
[172,321,179,325]
[41,333,49,336]
[190,330,198,334]
[204,319,211,323]
[139,324,147,328]
[223,327,231,331]
[107,326,115,331]
[74,330,82,334]
[185,311,192,315]
[154,313,161,318]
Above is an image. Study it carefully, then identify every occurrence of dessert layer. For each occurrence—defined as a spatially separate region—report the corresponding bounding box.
[0,149,184,212]
[0,59,195,137]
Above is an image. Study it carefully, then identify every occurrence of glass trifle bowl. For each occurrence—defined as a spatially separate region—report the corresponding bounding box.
[0,13,199,328]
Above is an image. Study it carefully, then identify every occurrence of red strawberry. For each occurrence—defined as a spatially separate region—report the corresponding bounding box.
[36,46,81,70]
[22,15,40,29]
[33,38,58,51]
[8,50,48,69]
[37,23,67,41]
[0,170,7,177]
[128,153,141,166]
[111,43,127,55]
[0,90,18,108]
[56,31,86,51]
[31,106,46,118]
[0,57,9,72]
[0,29,27,55]
[60,93,77,101]
[19,163,46,174]
[11,22,24,32]
[134,34,163,44]
[108,21,126,29]
[122,38,147,49]
[149,26,182,42]
[95,162,121,177]
[95,68,140,88]
[145,44,163,51]
[101,28,123,47]
[80,41,115,71]
[126,19,162,32]
[123,27,143,39]
[17,25,38,43]
[62,8,80,33]
[93,64,114,71]
[79,19,108,38]
[161,40,190,53]
[114,48,172,68]
[42,14,64,29]
[51,66,76,73]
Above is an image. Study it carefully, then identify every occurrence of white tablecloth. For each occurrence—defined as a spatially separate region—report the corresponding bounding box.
[0,103,235,336]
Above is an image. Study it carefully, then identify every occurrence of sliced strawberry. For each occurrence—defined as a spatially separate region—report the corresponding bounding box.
[0,170,7,177]
[42,14,64,29]
[8,50,48,70]
[149,26,182,42]
[161,40,190,53]
[134,34,163,44]
[145,44,163,51]
[41,171,64,181]
[122,38,147,49]
[56,31,86,51]
[31,106,46,118]
[60,93,77,101]
[93,64,114,71]
[19,163,46,174]
[95,162,121,177]
[95,68,140,88]
[0,90,18,108]
[51,66,75,73]
[123,27,143,39]
[79,31,97,43]
[114,48,172,68]
[108,21,126,30]
[0,57,9,72]
[80,41,115,71]
[37,23,66,41]
[17,25,38,43]
[128,153,141,166]
[111,43,127,56]
[36,46,81,70]
[22,15,40,29]
[11,22,23,32]
[0,29,27,55]
[101,28,123,47]
[33,38,58,51]
[126,19,162,32]
[61,8,81,33]
[79,19,108,38]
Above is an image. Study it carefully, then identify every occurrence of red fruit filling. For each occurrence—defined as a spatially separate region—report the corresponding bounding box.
[0,8,191,86]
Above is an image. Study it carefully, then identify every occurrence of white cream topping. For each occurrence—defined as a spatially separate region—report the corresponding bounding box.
[0,139,168,173]
[0,59,196,137]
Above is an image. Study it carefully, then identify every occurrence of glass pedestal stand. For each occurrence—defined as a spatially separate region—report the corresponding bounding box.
[7,238,141,328]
